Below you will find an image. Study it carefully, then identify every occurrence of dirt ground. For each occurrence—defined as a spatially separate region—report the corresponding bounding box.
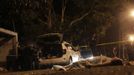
[1,66,134,75]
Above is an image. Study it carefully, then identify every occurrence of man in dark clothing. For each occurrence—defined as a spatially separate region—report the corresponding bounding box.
[90,33,98,56]
[19,44,36,70]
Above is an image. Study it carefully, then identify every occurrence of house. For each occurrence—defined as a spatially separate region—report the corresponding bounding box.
[0,28,18,67]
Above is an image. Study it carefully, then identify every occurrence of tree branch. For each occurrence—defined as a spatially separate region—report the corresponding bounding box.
[69,12,90,27]
[69,0,96,27]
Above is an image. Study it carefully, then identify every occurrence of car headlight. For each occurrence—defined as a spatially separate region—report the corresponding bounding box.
[72,55,79,63]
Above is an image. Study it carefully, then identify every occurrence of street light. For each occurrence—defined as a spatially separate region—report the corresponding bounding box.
[130,10,134,17]
[128,35,134,42]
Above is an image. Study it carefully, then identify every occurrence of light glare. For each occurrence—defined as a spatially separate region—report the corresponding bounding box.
[88,56,94,60]
[129,35,134,42]
[130,10,134,17]
[72,55,79,63]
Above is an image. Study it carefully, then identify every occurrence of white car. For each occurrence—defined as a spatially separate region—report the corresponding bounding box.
[36,33,80,68]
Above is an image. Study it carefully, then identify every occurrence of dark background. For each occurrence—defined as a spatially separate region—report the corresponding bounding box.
[0,0,133,46]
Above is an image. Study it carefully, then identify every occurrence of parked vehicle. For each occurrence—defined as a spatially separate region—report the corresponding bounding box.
[36,33,80,68]
[1,31,80,70]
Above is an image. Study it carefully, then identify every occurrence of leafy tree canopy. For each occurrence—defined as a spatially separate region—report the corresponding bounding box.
[0,0,132,45]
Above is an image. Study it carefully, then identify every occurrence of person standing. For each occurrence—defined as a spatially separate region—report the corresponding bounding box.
[112,47,117,57]
[90,33,97,56]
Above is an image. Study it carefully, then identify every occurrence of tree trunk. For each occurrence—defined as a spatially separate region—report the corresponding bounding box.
[61,0,67,24]
[48,0,53,29]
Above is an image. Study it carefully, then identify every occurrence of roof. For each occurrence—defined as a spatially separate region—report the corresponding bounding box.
[0,28,17,36]
[0,28,18,46]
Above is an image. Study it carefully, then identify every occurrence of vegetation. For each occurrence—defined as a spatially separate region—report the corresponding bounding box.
[0,0,132,45]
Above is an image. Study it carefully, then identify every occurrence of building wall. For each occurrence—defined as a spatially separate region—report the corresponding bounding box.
[0,38,15,66]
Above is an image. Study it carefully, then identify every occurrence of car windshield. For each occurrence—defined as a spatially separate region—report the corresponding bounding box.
[40,43,63,58]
